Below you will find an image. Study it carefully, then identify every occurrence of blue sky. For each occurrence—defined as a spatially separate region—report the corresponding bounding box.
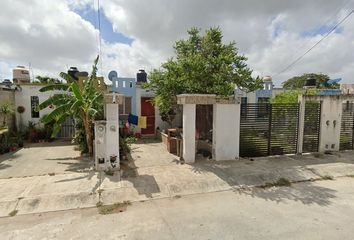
[75,6,133,45]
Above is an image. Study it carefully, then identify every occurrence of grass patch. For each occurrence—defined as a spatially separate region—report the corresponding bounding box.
[262,178,292,188]
[321,175,334,180]
[97,201,131,215]
[8,210,18,217]
[347,174,354,178]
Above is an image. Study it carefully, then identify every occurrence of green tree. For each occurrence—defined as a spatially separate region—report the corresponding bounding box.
[0,102,14,127]
[282,73,338,89]
[145,27,263,124]
[38,56,103,156]
[271,91,300,104]
[34,76,59,84]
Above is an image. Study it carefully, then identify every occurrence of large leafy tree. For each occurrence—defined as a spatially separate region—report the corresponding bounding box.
[145,27,263,124]
[39,56,103,156]
[283,73,338,89]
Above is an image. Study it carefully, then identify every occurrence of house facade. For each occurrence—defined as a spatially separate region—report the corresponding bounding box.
[110,70,182,135]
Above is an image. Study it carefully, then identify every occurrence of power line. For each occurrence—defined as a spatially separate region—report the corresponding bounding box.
[286,0,353,64]
[276,8,354,75]
[97,0,103,74]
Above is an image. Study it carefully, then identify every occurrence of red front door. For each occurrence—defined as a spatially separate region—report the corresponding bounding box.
[141,97,155,135]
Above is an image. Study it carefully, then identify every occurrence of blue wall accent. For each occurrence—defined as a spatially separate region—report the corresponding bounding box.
[256,89,272,99]
[111,76,137,115]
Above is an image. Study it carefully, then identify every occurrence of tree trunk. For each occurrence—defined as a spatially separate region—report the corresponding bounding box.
[83,114,94,156]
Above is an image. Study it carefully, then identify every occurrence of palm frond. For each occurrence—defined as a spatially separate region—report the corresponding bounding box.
[59,72,76,84]
[70,99,83,112]
[39,84,68,92]
[39,94,72,110]
[84,55,99,94]
[70,82,83,101]
[41,103,71,124]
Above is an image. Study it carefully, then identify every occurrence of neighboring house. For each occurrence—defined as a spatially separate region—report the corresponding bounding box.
[2,66,106,138]
[14,84,64,130]
[110,69,182,135]
[236,76,276,104]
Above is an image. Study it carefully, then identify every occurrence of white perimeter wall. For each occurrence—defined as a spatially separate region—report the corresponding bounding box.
[14,85,62,129]
[213,104,240,160]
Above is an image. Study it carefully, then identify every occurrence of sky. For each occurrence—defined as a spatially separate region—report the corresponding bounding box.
[0,0,354,86]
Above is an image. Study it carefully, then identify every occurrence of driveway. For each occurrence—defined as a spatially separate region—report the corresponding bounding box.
[0,140,91,179]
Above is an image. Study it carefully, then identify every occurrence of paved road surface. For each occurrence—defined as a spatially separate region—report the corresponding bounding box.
[1,177,353,240]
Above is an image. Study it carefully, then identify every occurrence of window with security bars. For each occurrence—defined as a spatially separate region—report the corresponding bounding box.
[119,97,132,115]
[30,96,40,118]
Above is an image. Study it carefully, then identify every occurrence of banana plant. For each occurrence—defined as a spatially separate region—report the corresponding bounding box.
[39,56,103,156]
[0,102,14,127]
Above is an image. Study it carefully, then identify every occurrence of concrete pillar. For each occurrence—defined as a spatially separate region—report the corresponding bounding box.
[182,104,196,163]
[297,95,306,154]
[95,94,120,170]
[318,96,342,152]
[212,103,240,160]
[106,102,120,168]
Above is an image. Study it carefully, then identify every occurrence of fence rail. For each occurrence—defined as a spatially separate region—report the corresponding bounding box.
[340,102,354,150]
[240,103,299,157]
[302,102,321,153]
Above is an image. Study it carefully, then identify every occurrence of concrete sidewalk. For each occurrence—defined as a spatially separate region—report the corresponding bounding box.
[0,142,354,217]
[0,152,354,217]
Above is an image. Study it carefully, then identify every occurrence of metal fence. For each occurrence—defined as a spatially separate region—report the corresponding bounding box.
[240,103,299,157]
[340,102,354,150]
[57,117,75,139]
[302,102,321,153]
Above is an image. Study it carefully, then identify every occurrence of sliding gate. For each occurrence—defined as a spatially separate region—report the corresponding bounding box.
[240,103,299,157]
[340,102,354,150]
[302,102,321,153]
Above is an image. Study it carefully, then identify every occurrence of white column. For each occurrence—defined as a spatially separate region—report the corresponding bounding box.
[105,97,120,169]
[318,97,342,152]
[297,95,305,154]
[183,104,196,163]
[212,103,240,161]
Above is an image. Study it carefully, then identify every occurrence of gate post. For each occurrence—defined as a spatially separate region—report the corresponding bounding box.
[318,96,342,152]
[182,104,196,163]
[213,103,240,160]
[297,95,306,154]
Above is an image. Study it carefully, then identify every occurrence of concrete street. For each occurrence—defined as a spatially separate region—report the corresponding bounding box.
[0,139,354,223]
[0,177,354,240]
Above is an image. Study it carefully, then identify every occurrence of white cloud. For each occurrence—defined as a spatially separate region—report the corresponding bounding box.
[0,0,98,79]
[99,0,354,85]
[1,0,354,86]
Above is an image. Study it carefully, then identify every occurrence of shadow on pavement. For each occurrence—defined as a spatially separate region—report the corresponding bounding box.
[190,158,338,206]
[235,182,337,206]
[120,153,161,198]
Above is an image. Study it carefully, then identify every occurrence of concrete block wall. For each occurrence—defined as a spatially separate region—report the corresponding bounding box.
[213,104,240,161]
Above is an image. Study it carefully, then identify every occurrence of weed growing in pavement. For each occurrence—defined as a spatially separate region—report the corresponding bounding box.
[8,210,18,217]
[261,178,292,188]
[97,201,131,215]
[321,175,334,180]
